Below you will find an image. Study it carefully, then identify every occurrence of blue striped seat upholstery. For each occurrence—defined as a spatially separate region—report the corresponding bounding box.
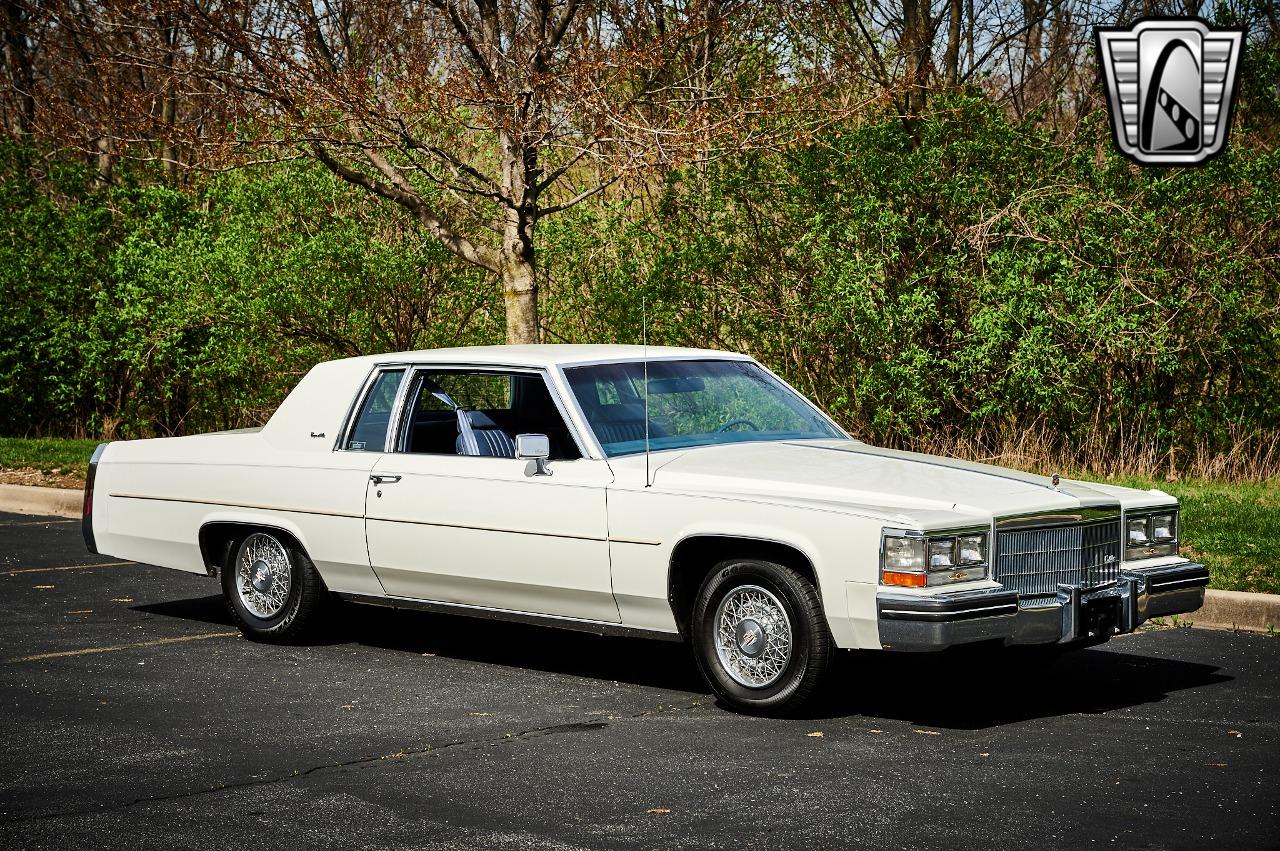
[455,410,516,458]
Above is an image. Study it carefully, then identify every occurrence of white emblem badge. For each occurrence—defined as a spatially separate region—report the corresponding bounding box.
[1096,18,1244,165]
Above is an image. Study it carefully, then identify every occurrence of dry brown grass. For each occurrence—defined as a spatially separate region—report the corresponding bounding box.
[885,423,1280,484]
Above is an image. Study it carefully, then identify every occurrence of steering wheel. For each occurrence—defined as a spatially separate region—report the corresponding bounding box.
[714,418,760,433]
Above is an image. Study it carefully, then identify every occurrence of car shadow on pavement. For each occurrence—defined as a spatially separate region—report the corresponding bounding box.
[135,594,707,692]
[133,594,233,627]
[340,602,709,694]
[133,594,1230,725]
[816,642,1232,728]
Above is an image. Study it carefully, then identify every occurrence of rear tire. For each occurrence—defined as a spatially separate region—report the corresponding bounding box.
[691,558,833,716]
[222,531,327,643]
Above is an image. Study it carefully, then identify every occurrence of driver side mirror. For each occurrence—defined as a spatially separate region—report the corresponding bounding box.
[515,433,552,476]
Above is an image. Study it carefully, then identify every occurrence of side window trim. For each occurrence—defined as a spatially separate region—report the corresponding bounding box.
[388,364,590,460]
[334,364,412,453]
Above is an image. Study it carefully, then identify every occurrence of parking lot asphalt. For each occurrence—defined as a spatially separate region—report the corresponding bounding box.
[0,511,1277,850]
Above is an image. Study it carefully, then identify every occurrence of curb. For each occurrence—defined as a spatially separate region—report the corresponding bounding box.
[1,483,1277,634]
[1189,589,1280,635]
[0,483,82,519]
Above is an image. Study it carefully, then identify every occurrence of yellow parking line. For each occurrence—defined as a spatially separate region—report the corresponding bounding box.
[0,561,133,577]
[4,631,238,664]
[0,519,78,527]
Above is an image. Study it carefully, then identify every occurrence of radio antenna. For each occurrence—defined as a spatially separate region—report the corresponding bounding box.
[643,295,651,488]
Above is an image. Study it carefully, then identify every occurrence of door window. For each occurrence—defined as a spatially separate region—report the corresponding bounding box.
[398,370,581,460]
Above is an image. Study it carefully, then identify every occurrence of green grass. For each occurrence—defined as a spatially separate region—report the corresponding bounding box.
[0,436,102,477]
[1,437,1275,594]
[1104,476,1280,596]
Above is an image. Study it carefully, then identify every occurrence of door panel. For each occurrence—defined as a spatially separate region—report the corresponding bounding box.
[364,454,618,622]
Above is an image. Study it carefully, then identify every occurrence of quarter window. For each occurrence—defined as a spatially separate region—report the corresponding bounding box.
[345,369,405,451]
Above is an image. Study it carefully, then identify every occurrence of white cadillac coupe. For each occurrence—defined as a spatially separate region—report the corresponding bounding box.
[83,345,1208,713]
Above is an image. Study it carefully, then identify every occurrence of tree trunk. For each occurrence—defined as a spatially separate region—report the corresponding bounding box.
[161,14,178,184]
[501,195,538,345]
[498,116,539,344]
[95,135,115,185]
[1019,0,1047,113]
[944,0,962,86]
[2,0,35,135]
[901,0,933,116]
[162,96,178,183]
[502,252,539,344]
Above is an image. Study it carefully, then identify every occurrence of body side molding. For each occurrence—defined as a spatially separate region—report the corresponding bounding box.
[336,592,685,642]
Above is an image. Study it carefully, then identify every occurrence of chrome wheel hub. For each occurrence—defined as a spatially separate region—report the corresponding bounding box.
[714,584,793,688]
[236,534,291,619]
[735,619,766,657]
[250,560,274,593]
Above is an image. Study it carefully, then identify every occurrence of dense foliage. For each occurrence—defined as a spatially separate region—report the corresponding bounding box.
[1,93,1277,477]
[0,153,498,437]
[543,98,1280,476]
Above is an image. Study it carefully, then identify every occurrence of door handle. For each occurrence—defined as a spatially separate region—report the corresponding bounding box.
[370,474,402,485]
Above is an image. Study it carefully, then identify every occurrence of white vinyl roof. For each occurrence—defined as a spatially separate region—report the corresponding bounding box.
[337,344,751,369]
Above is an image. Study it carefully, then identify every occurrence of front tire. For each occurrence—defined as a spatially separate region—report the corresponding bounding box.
[222,531,327,643]
[692,559,833,715]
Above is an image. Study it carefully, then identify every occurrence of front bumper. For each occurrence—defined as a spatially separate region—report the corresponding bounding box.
[877,561,1210,651]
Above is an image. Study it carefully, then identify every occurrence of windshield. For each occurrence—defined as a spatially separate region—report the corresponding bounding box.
[564,359,843,457]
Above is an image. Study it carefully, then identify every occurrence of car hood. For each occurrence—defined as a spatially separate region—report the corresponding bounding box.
[620,439,1121,527]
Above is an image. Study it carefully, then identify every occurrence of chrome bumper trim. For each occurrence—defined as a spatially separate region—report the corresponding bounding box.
[878,561,1209,651]
[82,442,106,555]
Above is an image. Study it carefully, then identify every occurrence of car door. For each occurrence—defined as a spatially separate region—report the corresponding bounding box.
[363,366,619,623]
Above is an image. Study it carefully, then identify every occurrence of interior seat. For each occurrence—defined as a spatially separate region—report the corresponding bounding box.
[455,410,516,458]
[590,402,666,445]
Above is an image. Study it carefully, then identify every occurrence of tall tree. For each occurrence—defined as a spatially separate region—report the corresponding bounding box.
[173,0,792,343]
[1,0,36,136]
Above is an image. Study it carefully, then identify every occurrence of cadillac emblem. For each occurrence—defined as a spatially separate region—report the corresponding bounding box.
[1096,17,1244,165]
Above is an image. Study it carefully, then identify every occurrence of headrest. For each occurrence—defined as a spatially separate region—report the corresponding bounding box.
[596,403,646,422]
[459,409,500,431]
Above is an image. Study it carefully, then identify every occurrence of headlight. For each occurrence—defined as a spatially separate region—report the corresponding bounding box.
[882,529,988,587]
[957,535,986,565]
[928,540,954,568]
[884,536,925,572]
[1124,508,1179,559]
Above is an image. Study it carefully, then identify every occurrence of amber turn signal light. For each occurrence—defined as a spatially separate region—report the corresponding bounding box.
[882,571,927,588]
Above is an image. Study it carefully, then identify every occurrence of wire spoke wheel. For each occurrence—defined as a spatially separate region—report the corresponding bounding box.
[235,533,293,619]
[713,584,793,688]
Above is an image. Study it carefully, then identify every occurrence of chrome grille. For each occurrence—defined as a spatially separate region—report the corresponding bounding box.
[995,519,1122,606]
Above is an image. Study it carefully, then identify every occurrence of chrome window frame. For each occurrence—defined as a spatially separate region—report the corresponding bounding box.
[385,362,592,461]
[333,364,413,453]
